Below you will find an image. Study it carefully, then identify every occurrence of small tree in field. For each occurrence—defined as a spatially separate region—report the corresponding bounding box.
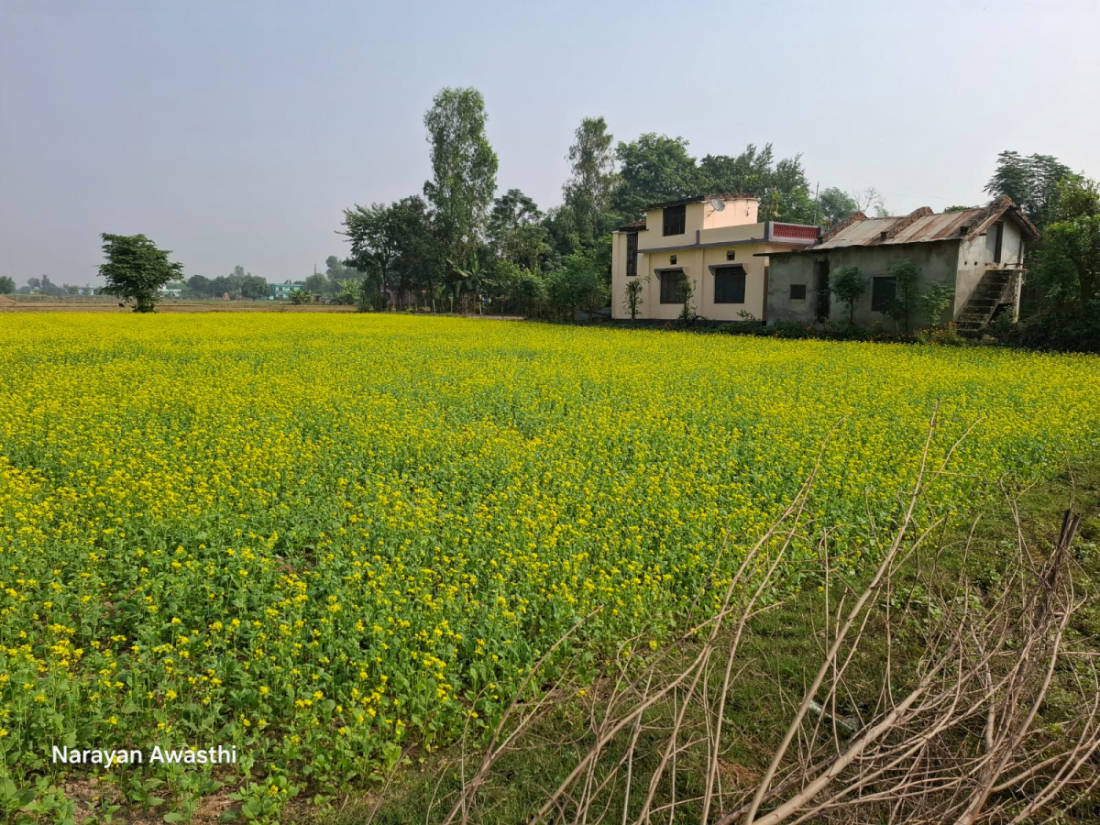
[0,275,15,294]
[921,281,955,328]
[623,276,647,320]
[830,266,867,324]
[98,233,183,312]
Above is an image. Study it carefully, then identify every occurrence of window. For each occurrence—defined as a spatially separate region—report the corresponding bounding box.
[726,249,736,261]
[713,265,746,304]
[663,204,686,236]
[789,284,807,300]
[993,220,1004,263]
[625,233,638,277]
[872,276,897,312]
[659,270,685,303]
[669,254,677,265]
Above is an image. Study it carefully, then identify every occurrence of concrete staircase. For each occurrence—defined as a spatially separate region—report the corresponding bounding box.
[955,269,1020,335]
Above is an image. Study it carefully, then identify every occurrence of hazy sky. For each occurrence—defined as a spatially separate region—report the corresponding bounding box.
[2,0,1098,287]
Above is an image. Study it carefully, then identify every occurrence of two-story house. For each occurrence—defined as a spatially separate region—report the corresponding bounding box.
[610,194,820,321]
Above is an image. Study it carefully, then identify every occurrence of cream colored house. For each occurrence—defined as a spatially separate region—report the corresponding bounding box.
[610,194,820,321]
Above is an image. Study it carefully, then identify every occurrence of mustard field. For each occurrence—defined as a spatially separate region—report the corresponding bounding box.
[1,314,1098,795]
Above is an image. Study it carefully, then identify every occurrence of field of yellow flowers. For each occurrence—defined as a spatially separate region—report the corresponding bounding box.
[1,314,1098,804]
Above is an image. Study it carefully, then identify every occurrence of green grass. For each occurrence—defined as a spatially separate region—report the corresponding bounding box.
[321,459,1100,825]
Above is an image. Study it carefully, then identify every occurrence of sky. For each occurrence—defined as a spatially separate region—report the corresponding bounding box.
[2,0,1098,288]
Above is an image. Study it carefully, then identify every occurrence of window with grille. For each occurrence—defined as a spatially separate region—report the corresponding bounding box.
[659,270,685,303]
[626,233,638,277]
[713,265,746,304]
[663,204,686,236]
[789,284,807,300]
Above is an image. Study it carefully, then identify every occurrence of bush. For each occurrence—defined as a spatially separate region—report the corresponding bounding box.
[545,253,608,320]
[1006,303,1100,353]
[772,321,816,339]
[820,320,870,341]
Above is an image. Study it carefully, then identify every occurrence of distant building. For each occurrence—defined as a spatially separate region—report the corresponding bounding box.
[765,196,1039,332]
[611,195,820,321]
[271,282,306,300]
[158,285,184,298]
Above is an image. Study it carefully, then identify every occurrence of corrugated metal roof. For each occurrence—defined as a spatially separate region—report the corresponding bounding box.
[812,197,1039,250]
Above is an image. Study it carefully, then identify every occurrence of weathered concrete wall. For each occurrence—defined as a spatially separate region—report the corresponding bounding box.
[954,220,1024,314]
[767,241,961,328]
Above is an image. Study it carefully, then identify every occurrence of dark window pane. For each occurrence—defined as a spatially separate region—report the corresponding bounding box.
[626,233,638,277]
[659,270,685,303]
[714,265,746,304]
[663,204,686,236]
[872,276,896,312]
[789,284,807,300]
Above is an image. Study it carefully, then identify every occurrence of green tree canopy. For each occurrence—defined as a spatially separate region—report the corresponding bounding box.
[303,272,329,295]
[612,133,700,220]
[342,196,443,306]
[1032,176,1100,306]
[0,276,15,294]
[98,233,183,312]
[816,187,859,227]
[488,189,548,271]
[240,274,270,300]
[697,144,815,223]
[985,151,1072,229]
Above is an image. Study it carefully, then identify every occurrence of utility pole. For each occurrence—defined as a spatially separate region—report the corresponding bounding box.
[813,182,820,227]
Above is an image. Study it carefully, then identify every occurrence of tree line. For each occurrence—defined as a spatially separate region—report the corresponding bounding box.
[337,87,874,318]
[28,90,1095,327]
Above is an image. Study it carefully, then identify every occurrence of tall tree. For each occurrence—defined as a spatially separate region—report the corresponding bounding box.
[0,276,15,294]
[422,87,499,284]
[562,117,618,245]
[98,233,183,312]
[985,151,1072,229]
[612,133,700,220]
[488,189,548,271]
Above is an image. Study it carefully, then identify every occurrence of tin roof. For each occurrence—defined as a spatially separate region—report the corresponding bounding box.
[812,196,1038,251]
